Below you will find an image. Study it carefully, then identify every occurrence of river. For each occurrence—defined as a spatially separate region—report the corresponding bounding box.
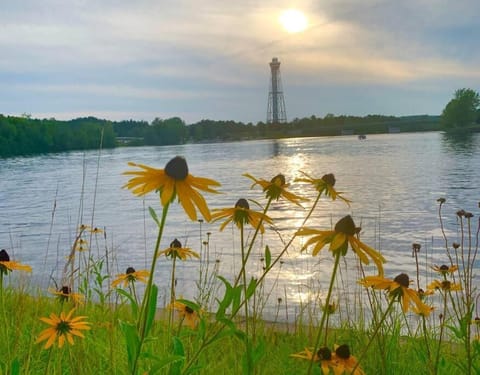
[1,131,479,321]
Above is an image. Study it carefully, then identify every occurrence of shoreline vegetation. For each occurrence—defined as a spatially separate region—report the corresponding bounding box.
[0,113,443,158]
[1,155,479,374]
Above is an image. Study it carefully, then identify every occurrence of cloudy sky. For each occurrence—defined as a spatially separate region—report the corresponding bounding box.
[1,0,479,124]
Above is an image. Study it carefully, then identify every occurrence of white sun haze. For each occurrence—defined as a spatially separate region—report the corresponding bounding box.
[279,9,308,33]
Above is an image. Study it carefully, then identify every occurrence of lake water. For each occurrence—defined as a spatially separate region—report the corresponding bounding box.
[1,131,479,321]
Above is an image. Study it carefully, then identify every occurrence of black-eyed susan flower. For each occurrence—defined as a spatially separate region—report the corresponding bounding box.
[123,156,221,221]
[360,273,432,316]
[290,346,336,374]
[111,267,150,288]
[36,309,91,349]
[296,215,386,276]
[331,344,365,375]
[170,300,199,329]
[0,249,32,275]
[75,239,88,252]
[243,173,307,205]
[427,279,462,292]
[158,239,200,261]
[295,172,351,205]
[90,227,104,234]
[50,286,85,306]
[211,198,273,233]
[432,264,458,276]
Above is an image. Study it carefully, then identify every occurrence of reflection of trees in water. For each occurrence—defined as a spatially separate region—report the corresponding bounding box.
[441,131,479,155]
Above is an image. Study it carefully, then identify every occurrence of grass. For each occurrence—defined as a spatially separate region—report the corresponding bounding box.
[1,156,479,374]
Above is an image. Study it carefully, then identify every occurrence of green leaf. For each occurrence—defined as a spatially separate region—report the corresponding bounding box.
[116,288,139,318]
[149,206,160,227]
[120,320,140,373]
[9,358,20,375]
[216,276,234,319]
[148,355,185,375]
[246,278,257,300]
[170,336,185,375]
[264,245,271,269]
[145,284,158,337]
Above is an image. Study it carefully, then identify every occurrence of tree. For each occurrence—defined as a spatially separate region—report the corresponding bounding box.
[441,88,480,129]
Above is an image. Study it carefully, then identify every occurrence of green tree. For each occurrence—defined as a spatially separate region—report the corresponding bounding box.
[441,88,480,129]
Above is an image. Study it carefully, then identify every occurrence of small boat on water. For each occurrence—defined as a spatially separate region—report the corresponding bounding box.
[358,134,367,140]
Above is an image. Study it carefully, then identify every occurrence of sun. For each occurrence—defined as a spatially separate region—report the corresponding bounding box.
[279,9,308,33]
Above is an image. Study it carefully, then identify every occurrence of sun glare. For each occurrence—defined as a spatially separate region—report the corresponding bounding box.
[279,9,308,33]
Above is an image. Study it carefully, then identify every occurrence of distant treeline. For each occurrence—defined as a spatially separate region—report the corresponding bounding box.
[0,113,440,158]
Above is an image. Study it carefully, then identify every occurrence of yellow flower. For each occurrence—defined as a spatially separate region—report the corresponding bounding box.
[295,172,351,205]
[291,346,335,375]
[211,198,273,234]
[170,300,199,329]
[158,239,200,261]
[49,286,85,306]
[123,156,221,221]
[243,173,308,205]
[331,344,365,375]
[75,239,88,252]
[432,264,458,276]
[427,279,462,292]
[90,227,104,234]
[111,267,150,288]
[360,273,432,315]
[0,249,32,275]
[36,309,91,349]
[296,215,386,276]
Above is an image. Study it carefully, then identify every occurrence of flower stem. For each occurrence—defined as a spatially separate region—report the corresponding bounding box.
[307,251,342,375]
[351,298,396,374]
[133,202,170,375]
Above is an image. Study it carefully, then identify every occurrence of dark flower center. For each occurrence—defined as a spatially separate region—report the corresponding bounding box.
[317,347,332,361]
[439,265,449,271]
[412,243,421,251]
[60,286,71,295]
[441,280,451,290]
[321,173,336,187]
[335,344,351,359]
[394,273,410,288]
[452,242,460,249]
[235,198,250,210]
[126,267,136,274]
[170,238,182,248]
[185,306,194,314]
[165,156,189,180]
[57,320,72,334]
[0,249,10,262]
[334,215,356,236]
[270,174,286,186]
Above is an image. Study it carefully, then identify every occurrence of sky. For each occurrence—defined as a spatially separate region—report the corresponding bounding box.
[1,0,479,124]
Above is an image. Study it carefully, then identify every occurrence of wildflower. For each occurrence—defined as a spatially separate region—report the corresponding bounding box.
[412,243,421,252]
[78,224,91,232]
[427,279,462,292]
[123,156,221,221]
[452,242,460,249]
[432,264,458,276]
[36,309,91,349]
[295,172,351,204]
[291,346,336,374]
[90,227,104,234]
[418,288,434,300]
[0,249,32,275]
[211,198,273,233]
[359,273,432,315]
[111,267,150,288]
[75,239,88,252]
[332,344,365,375]
[170,300,199,329]
[50,286,85,306]
[412,304,435,317]
[296,215,386,275]
[158,239,200,261]
[243,173,307,205]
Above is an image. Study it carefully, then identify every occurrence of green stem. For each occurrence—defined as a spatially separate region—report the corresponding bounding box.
[433,291,448,375]
[351,298,396,374]
[234,198,273,287]
[168,256,177,334]
[239,223,253,374]
[132,202,170,375]
[307,251,342,375]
